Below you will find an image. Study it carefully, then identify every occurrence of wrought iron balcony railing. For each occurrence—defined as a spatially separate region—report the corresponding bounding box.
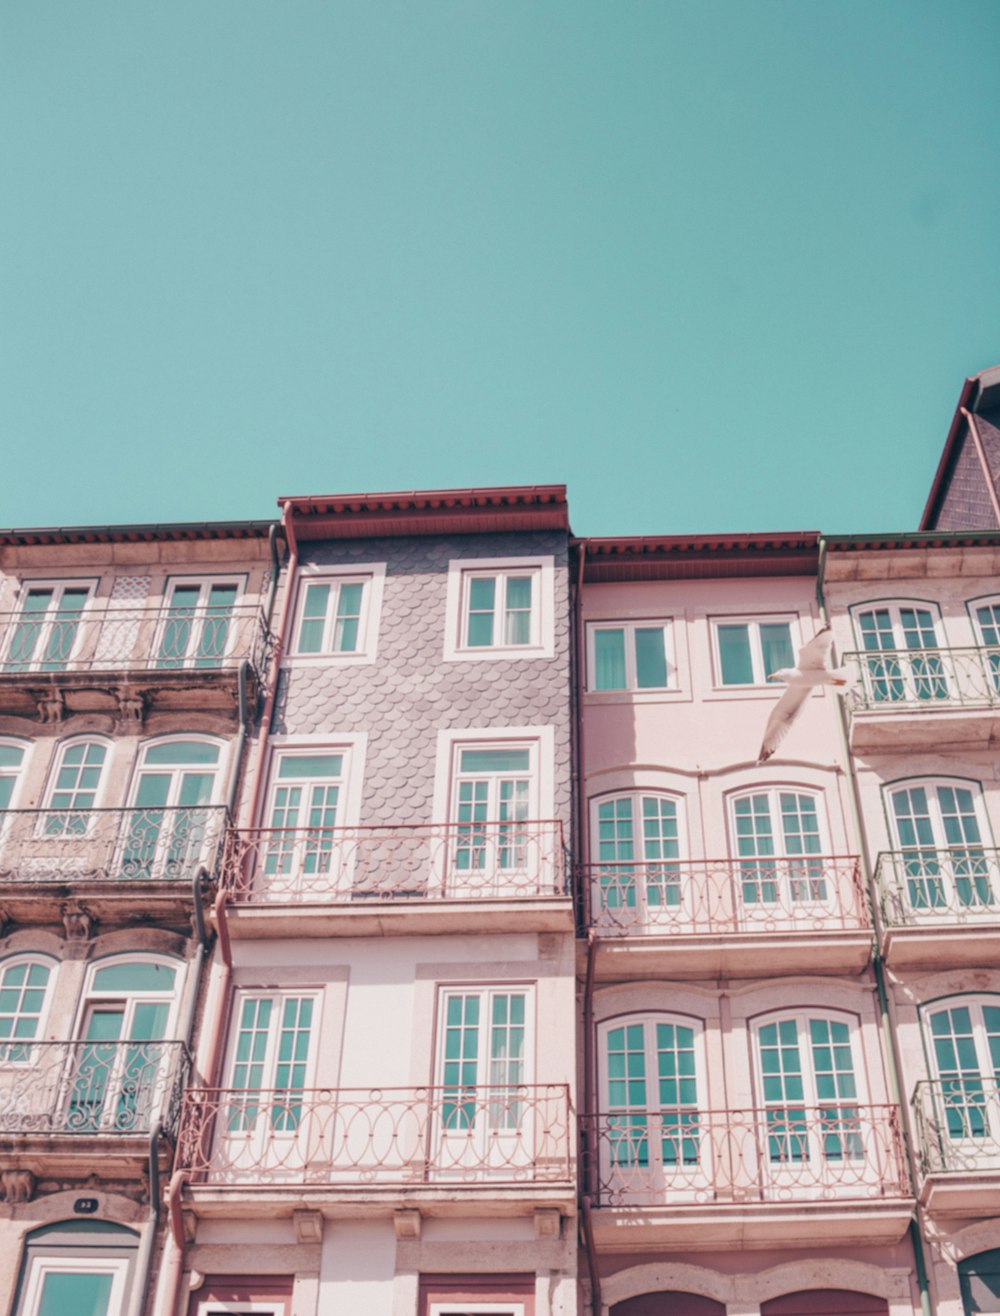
[912,1079,1000,1178]
[0,806,229,884]
[581,1104,909,1208]
[0,603,270,677]
[176,1084,573,1187]
[844,647,1000,713]
[584,856,867,936]
[221,821,567,903]
[0,1040,190,1140]
[875,848,1000,930]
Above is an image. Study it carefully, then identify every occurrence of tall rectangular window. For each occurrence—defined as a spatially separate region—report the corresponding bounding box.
[588,621,673,691]
[3,582,94,672]
[156,579,241,670]
[713,618,795,686]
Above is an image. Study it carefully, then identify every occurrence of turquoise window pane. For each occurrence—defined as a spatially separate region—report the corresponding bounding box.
[0,745,23,768]
[760,623,794,675]
[0,778,14,810]
[718,625,753,684]
[469,578,495,609]
[634,628,668,687]
[594,630,626,690]
[38,1272,114,1316]
[144,741,220,766]
[277,754,343,779]
[459,749,530,773]
[92,961,176,993]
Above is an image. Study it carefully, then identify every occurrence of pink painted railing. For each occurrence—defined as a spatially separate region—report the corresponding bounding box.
[583,855,868,936]
[580,1105,909,1207]
[220,822,567,903]
[176,1084,573,1187]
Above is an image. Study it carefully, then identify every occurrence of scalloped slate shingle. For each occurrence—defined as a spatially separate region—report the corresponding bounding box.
[272,532,571,828]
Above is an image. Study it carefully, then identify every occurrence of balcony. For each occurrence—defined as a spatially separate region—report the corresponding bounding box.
[0,805,228,929]
[584,856,871,978]
[176,1084,574,1220]
[0,1040,190,1182]
[581,1104,911,1250]
[0,602,270,723]
[875,848,1000,968]
[844,647,1000,751]
[912,1079,1000,1217]
[220,821,571,937]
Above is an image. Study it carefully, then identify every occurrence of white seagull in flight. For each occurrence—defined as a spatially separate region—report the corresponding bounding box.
[757,626,851,764]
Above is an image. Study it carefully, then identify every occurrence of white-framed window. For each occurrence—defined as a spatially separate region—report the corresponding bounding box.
[587,620,674,691]
[886,778,994,913]
[923,995,1000,1146]
[122,736,225,880]
[0,955,55,1063]
[289,564,385,662]
[40,738,110,836]
[260,749,348,892]
[729,787,828,906]
[194,1304,287,1316]
[0,738,27,812]
[851,600,950,703]
[19,1254,131,1316]
[599,1013,704,1194]
[711,616,796,687]
[2,580,96,673]
[437,985,533,1136]
[430,1307,526,1316]
[591,792,684,924]
[969,596,1000,694]
[443,556,555,661]
[69,955,183,1134]
[224,989,318,1136]
[155,576,244,670]
[754,1011,865,1169]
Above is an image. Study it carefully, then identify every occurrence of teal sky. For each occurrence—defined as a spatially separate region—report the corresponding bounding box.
[2,2,999,536]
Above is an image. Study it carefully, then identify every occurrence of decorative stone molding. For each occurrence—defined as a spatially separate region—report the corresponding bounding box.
[394,1208,422,1239]
[35,690,64,724]
[534,1208,562,1239]
[62,904,93,943]
[114,688,146,731]
[292,1209,324,1243]
[1,1170,35,1203]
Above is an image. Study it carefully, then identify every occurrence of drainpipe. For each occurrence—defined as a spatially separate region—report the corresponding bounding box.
[816,537,934,1316]
[151,526,291,1316]
[572,540,603,1315]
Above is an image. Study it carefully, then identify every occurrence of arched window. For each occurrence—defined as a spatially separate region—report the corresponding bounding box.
[729,787,828,908]
[885,778,994,914]
[122,737,224,879]
[0,738,27,811]
[13,1221,139,1316]
[591,792,684,927]
[761,1292,887,1316]
[0,955,55,1063]
[922,995,1000,1151]
[851,601,948,703]
[598,1013,704,1202]
[41,738,109,836]
[612,1296,725,1316]
[960,1247,1000,1316]
[68,956,182,1134]
[753,1011,865,1171]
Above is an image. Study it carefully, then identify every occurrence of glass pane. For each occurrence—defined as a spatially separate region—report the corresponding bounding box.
[466,576,496,647]
[92,961,177,993]
[594,629,626,690]
[144,741,220,766]
[760,623,794,676]
[38,1271,114,1316]
[634,628,668,688]
[298,583,329,653]
[0,744,24,768]
[718,625,753,684]
[276,754,343,779]
[333,583,363,652]
[459,749,531,773]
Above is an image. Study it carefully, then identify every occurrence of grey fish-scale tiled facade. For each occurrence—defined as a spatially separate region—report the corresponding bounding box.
[273,530,571,828]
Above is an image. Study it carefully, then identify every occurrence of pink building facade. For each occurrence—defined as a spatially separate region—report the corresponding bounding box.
[0,368,998,1316]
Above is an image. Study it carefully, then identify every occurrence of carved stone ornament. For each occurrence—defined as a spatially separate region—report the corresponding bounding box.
[114,688,146,731]
[1,1170,36,1204]
[35,690,64,724]
[62,905,93,942]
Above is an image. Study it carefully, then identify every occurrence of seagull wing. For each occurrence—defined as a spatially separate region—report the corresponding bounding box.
[757,683,812,763]
[797,625,834,672]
